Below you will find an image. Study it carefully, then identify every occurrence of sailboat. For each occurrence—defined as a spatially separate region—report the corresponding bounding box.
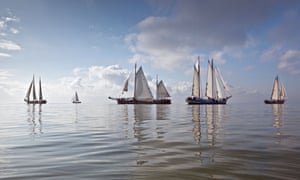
[186,57,232,104]
[264,75,286,104]
[72,91,81,104]
[108,64,171,104]
[24,75,47,104]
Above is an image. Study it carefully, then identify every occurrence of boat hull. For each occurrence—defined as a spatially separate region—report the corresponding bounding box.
[25,99,47,104]
[72,101,82,104]
[186,96,228,105]
[108,97,171,104]
[264,99,285,104]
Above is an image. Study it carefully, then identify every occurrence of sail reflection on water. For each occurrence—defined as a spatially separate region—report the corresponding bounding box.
[191,105,201,143]
[26,104,43,135]
[272,104,284,137]
[205,105,222,146]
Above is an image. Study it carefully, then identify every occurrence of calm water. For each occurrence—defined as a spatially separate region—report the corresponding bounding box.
[0,102,299,179]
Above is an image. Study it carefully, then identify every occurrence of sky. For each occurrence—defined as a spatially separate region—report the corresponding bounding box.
[0,0,300,104]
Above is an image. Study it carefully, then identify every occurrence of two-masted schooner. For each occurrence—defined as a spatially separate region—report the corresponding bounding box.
[186,57,232,104]
[24,75,47,104]
[264,75,287,104]
[108,64,171,104]
[72,91,82,104]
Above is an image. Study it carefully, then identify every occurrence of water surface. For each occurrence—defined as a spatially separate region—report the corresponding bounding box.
[0,103,299,179]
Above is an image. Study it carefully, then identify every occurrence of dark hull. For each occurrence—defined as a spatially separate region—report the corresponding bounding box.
[264,99,285,104]
[72,101,82,104]
[108,97,171,104]
[25,100,47,104]
[186,96,229,105]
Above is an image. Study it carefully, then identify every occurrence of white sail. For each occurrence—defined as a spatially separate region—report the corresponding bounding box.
[75,92,79,101]
[280,82,287,100]
[134,67,153,100]
[25,81,33,101]
[271,76,279,100]
[206,60,215,99]
[157,80,170,99]
[192,58,201,97]
[215,67,228,91]
[214,68,224,99]
[122,75,130,94]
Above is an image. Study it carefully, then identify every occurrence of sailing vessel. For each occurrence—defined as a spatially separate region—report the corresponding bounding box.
[24,75,47,104]
[72,91,82,104]
[186,57,231,104]
[108,64,171,104]
[264,75,286,104]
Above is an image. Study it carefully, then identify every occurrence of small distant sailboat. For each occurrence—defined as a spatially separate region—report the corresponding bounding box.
[72,91,81,104]
[24,75,47,104]
[186,57,231,104]
[108,64,171,104]
[264,75,286,104]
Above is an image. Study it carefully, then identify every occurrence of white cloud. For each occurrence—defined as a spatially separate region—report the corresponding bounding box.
[0,40,21,50]
[0,52,11,57]
[171,81,191,95]
[44,65,132,102]
[279,50,300,75]
[9,28,19,34]
[260,45,282,62]
[0,10,21,57]
[125,0,290,70]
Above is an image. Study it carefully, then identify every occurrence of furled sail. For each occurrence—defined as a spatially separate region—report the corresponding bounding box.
[134,67,153,100]
[192,58,201,97]
[157,80,170,99]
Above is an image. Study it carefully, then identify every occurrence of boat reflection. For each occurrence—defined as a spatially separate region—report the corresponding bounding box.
[26,104,43,135]
[156,104,170,120]
[205,105,222,146]
[133,105,154,142]
[191,105,201,143]
[271,104,284,137]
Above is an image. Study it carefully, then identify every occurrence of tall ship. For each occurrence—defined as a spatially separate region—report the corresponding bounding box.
[264,75,287,104]
[108,64,171,104]
[186,57,231,104]
[72,91,82,104]
[24,75,47,104]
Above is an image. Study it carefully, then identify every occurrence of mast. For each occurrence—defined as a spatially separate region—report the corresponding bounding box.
[211,59,215,99]
[156,74,158,99]
[134,63,137,99]
[75,91,79,101]
[199,56,202,97]
[32,75,37,101]
[39,77,43,101]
